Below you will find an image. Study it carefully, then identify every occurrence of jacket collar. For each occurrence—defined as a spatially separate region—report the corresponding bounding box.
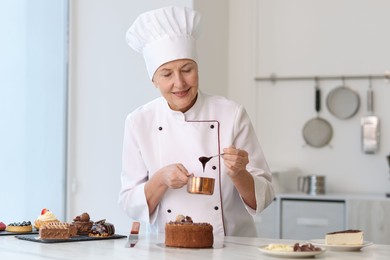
[163,90,204,121]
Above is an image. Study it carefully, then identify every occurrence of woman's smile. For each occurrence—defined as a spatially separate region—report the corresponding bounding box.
[172,88,190,97]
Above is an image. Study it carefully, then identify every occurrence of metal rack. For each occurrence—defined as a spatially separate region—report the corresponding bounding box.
[254,71,390,84]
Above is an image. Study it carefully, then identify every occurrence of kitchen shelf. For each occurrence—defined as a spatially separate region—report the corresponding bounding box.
[255,71,390,84]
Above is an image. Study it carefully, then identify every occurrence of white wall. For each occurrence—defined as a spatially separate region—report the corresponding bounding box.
[194,0,229,97]
[68,0,390,236]
[230,0,390,195]
[67,0,228,233]
[0,0,67,223]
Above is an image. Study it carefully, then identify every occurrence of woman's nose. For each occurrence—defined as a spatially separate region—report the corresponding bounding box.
[173,72,185,87]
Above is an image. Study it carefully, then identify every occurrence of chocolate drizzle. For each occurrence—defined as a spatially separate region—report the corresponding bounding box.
[199,156,212,172]
[326,229,362,235]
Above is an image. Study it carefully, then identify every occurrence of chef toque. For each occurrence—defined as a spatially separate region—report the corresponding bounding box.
[126,6,201,80]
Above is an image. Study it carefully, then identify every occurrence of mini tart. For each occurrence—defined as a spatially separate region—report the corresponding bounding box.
[88,219,115,237]
[6,225,32,233]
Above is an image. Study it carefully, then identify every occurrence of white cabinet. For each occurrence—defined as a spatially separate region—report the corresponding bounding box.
[254,199,278,238]
[280,199,345,240]
[347,198,390,244]
[255,194,388,244]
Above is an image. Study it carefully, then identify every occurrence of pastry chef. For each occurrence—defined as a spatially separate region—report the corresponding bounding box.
[119,5,274,237]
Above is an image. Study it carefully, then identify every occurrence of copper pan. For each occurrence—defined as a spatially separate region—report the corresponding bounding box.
[187,176,215,195]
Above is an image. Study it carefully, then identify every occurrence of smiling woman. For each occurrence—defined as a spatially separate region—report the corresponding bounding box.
[0,0,68,223]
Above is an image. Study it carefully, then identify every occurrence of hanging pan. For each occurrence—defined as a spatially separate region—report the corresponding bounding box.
[326,82,360,119]
[302,83,333,148]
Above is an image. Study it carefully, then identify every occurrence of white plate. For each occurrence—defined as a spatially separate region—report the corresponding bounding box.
[310,239,373,251]
[258,245,325,258]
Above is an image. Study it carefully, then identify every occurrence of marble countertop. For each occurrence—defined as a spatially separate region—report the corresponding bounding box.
[1,233,390,260]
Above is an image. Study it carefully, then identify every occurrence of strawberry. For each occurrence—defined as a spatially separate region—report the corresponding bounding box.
[41,208,49,215]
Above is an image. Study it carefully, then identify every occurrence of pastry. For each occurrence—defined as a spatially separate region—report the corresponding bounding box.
[34,208,60,230]
[325,229,363,245]
[265,243,321,252]
[6,221,32,233]
[88,219,115,237]
[165,215,213,248]
[264,244,294,252]
[39,222,77,240]
[0,222,6,231]
[293,243,322,252]
[72,212,93,235]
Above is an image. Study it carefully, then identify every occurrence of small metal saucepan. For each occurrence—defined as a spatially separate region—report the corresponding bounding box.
[187,176,215,195]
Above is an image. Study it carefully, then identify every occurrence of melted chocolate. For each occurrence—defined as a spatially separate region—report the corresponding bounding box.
[199,156,212,172]
[327,229,361,235]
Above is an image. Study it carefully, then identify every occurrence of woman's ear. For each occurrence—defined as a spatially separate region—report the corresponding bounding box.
[152,80,159,88]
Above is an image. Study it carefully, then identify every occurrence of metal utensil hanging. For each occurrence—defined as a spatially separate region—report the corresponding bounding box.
[361,76,380,154]
[302,80,333,148]
[326,78,360,119]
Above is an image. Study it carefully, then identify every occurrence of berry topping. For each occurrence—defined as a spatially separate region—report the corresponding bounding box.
[41,208,49,215]
[0,222,6,231]
[7,221,31,226]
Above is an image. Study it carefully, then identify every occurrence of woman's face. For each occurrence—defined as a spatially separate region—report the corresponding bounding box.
[152,59,199,113]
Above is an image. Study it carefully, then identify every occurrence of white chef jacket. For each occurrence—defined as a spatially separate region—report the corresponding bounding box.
[119,91,274,237]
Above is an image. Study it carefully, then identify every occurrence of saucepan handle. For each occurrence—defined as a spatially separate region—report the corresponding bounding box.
[297,176,308,193]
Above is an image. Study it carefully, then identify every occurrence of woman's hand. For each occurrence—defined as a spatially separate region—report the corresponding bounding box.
[157,163,193,189]
[222,146,257,210]
[145,163,192,215]
[222,146,249,177]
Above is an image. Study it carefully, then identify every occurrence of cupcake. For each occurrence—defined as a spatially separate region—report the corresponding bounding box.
[72,212,93,235]
[34,208,60,230]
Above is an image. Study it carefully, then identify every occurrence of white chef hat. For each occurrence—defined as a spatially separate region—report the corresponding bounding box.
[126,6,201,79]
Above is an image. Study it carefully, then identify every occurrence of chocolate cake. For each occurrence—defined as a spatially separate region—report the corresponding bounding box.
[165,215,213,248]
[72,212,93,235]
[39,223,77,240]
[89,219,115,237]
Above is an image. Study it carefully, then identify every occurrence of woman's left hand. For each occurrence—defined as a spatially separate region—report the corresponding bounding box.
[222,146,256,209]
[222,146,249,177]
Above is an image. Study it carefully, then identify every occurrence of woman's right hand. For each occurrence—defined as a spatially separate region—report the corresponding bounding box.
[145,163,192,215]
[157,163,192,189]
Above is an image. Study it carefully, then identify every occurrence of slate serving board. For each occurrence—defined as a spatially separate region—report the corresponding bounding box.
[15,234,127,243]
[0,230,39,236]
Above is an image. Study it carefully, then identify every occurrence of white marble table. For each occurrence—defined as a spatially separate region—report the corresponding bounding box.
[1,233,390,260]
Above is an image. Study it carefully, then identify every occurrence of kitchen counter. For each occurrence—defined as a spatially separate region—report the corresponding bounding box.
[276,192,390,201]
[1,233,390,260]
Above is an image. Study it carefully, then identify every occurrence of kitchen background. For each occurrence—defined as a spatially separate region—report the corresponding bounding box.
[252,0,390,195]
[1,0,389,241]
